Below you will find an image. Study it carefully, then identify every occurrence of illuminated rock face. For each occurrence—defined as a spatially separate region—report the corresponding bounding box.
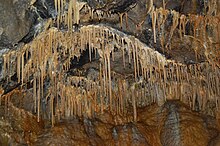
[0,0,220,145]
[31,101,218,146]
[1,90,219,146]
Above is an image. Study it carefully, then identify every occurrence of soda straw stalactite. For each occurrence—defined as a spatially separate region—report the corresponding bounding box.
[119,13,124,29]
[37,75,41,122]
[68,0,73,31]
[107,48,112,112]
[122,38,125,68]
[132,40,137,80]
[131,85,137,122]
[163,0,166,9]
[179,14,187,40]
[151,8,157,43]
[17,54,21,83]
[21,52,24,85]
[34,76,37,113]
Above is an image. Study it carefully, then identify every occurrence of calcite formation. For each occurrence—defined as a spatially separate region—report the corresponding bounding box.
[2,0,220,124]
[0,0,220,145]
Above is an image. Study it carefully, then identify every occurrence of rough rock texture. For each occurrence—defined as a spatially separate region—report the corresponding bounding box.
[0,89,219,146]
[87,0,137,12]
[0,0,34,47]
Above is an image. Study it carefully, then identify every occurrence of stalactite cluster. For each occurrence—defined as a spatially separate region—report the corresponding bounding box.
[3,23,220,125]
[1,0,220,126]
[150,7,220,65]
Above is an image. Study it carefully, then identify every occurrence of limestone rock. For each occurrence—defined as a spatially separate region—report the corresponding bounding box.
[0,0,33,47]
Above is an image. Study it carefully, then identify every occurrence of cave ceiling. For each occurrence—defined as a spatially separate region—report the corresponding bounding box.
[0,0,220,145]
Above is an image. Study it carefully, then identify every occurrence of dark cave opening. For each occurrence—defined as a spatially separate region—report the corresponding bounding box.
[69,46,99,70]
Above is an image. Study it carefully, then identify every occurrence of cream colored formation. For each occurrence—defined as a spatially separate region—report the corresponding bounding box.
[2,0,220,125]
[151,7,220,62]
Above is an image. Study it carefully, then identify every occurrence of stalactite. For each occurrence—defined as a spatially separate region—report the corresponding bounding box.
[37,75,41,122]
[192,86,196,110]
[73,0,86,25]
[107,50,112,111]
[89,7,94,20]
[166,10,179,49]
[7,53,11,82]
[73,97,76,116]
[193,15,202,38]
[34,76,37,113]
[103,57,107,98]
[121,39,126,68]
[2,17,220,124]
[21,53,24,85]
[179,14,187,40]
[61,0,63,16]
[132,41,137,80]
[163,0,166,9]
[151,8,157,43]
[119,13,124,29]
[135,41,140,77]
[0,87,3,106]
[41,66,44,103]
[127,41,131,64]
[68,0,73,31]
[57,0,61,28]
[88,29,92,61]
[112,44,115,61]
[54,0,57,14]
[51,94,54,127]
[94,89,97,113]
[70,95,73,117]
[73,0,79,24]
[175,63,179,82]
[17,54,21,83]
[3,54,7,79]
[118,79,122,115]
[132,87,137,122]
[125,13,128,30]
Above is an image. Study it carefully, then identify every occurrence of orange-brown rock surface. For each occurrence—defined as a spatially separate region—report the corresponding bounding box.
[0,90,219,145]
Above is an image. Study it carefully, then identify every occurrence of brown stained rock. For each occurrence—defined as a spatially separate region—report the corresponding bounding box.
[29,100,220,145]
[218,1,220,15]
[0,89,43,144]
[0,88,219,145]
[136,123,162,146]
[94,121,113,140]
[210,135,220,146]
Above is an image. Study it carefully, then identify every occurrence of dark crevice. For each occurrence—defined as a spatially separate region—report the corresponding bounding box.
[68,47,100,73]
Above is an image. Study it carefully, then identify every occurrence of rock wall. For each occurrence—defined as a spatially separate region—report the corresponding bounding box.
[0,0,35,47]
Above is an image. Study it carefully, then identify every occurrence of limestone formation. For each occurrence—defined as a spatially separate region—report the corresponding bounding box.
[0,0,220,145]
